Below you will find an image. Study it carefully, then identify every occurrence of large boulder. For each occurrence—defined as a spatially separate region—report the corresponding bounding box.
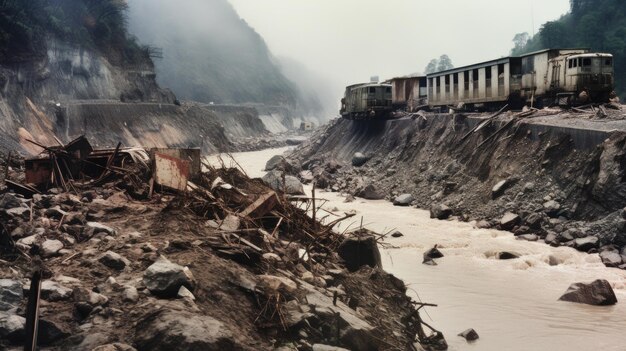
[351,152,369,167]
[264,155,287,171]
[499,212,520,230]
[393,194,414,206]
[143,257,195,297]
[337,234,381,272]
[0,279,23,311]
[423,245,444,265]
[574,236,599,252]
[134,310,242,351]
[491,180,511,199]
[262,171,305,195]
[356,184,384,200]
[558,279,617,306]
[99,251,130,271]
[458,328,479,341]
[0,311,25,342]
[40,280,73,301]
[599,249,623,267]
[430,204,452,220]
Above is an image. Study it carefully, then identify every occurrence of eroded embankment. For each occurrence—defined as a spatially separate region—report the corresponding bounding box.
[289,112,626,265]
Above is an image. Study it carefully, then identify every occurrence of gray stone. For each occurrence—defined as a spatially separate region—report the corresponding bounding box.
[423,245,444,264]
[496,252,520,260]
[574,236,599,252]
[0,193,23,209]
[392,194,414,206]
[524,213,544,229]
[312,345,350,351]
[44,206,68,219]
[262,171,305,195]
[543,200,561,217]
[40,280,73,301]
[458,328,479,341]
[99,251,129,271]
[0,279,23,311]
[544,232,559,246]
[5,207,30,219]
[86,222,116,236]
[352,152,369,167]
[135,309,242,351]
[265,155,287,171]
[491,180,509,199]
[177,285,196,300]
[357,184,384,200]
[41,239,64,257]
[0,311,25,341]
[499,212,520,230]
[600,250,623,267]
[430,204,452,220]
[337,234,381,272]
[92,343,137,351]
[516,234,539,241]
[123,286,139,302]
[559,279,617,306]
[143,257,195,297]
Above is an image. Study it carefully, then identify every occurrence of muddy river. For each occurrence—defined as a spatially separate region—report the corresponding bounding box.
[208,147,626,351]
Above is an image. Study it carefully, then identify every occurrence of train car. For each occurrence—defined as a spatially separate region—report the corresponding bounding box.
[388,75,428,112]
[427,48,614,110]
[340,83,393,119]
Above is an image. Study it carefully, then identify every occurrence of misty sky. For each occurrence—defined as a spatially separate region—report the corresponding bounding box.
[230,0,570,97]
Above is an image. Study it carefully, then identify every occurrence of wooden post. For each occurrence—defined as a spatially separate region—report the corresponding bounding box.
[24,268,42,351]
[311,182,316,227]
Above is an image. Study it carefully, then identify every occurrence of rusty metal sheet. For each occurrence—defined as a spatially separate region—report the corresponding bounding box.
[154,152,190,191]
[150,148,201,178]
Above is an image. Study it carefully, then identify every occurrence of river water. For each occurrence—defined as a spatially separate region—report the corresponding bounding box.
[207,147,626,351]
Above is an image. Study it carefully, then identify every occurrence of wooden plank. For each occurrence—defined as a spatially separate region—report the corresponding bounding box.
[240,191,278,218]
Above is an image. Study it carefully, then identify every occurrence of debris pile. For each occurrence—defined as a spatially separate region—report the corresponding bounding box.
[0,137,443,350]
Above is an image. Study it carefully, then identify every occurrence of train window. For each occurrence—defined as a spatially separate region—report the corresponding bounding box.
[498,63,505,76]
[472,69,479,81]
[582,58,591,66]
[485,67,492,79]
[568,60,573,69]
[605,58,613,66]
[453,73,459,84]
[522,57,534,73]
[385,87,391,93]
[369,87,376,93]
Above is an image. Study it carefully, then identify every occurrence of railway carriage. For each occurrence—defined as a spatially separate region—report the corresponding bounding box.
[340,83,392,119]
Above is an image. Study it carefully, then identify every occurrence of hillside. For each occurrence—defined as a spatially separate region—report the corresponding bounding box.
[512,0,626,97]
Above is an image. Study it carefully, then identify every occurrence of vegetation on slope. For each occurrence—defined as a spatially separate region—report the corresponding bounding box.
[511,0,626,96]
[0,0,151,66]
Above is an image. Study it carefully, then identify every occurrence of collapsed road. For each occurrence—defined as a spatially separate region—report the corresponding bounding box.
[0,137,445,351]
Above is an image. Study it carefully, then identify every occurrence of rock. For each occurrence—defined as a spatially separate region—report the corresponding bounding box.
[38,318,70,345]
[177,285,196,300]
[41,239,64,257]
[524,213,544,229]
[423,245,444,264]
[337,234,381,272]
[458,328,479,341]
[496,252,520,260]
[0,311,25,342]
[544,232,559,246]
[219,214,240,232]
[44,206,68,219]
[286,137,307,145]
[600,250,623,267]
[499,212,520,230]
[88,291,109,306]
[265,155,287,171]
[357,184,384,200]
[491,180,510,199]
[135,310,242,351]
[558,279,617,306]
[430,204,452,220]
[351,152,369,167]
[574,236,599,252]
[390,230,404,238]
[40,280,73,301]
[543,200,561,217]
[99,251,129,270]
[5,207,30,219]
[123,286,139,302]
[262,171,305,195]
[344,195,355,203]
[87,222,116,236]
[0,279,23,311]
[0,193,23,209]
[393,194,414,206]
[257,275,297,294]
[92,343,138,351]
[143,257,195,297]
[312,345,350,351]
[475,220,491,229]
[516,234,539,241]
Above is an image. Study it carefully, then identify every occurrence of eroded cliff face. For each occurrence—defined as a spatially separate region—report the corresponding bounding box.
[0,39,245,154]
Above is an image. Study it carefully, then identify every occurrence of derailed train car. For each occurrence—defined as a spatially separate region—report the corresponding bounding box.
[427,48,614,110]
[340,83,392,119]
[340,48,615,119]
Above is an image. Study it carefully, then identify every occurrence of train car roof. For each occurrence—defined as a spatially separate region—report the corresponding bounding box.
[427,48,591,78]
[346,82,391,89]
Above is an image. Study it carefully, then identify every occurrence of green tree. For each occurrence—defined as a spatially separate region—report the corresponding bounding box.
[436,54,454,72]
[424,59,438,74]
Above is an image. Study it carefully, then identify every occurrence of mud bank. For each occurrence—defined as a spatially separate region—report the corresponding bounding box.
[289,111,626,266]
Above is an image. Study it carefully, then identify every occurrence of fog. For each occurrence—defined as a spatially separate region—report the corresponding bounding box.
[230,0,570,101]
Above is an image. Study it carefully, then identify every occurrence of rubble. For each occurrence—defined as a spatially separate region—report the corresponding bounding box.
[0,136,440,350]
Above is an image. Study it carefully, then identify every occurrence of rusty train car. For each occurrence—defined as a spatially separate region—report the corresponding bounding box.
[341,48,615,119]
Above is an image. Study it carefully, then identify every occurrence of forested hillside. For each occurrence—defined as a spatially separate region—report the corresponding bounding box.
[0,0,150,66]
[512,0,626,97]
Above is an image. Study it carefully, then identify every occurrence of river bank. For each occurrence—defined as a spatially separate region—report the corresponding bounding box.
[221,146,626,351]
